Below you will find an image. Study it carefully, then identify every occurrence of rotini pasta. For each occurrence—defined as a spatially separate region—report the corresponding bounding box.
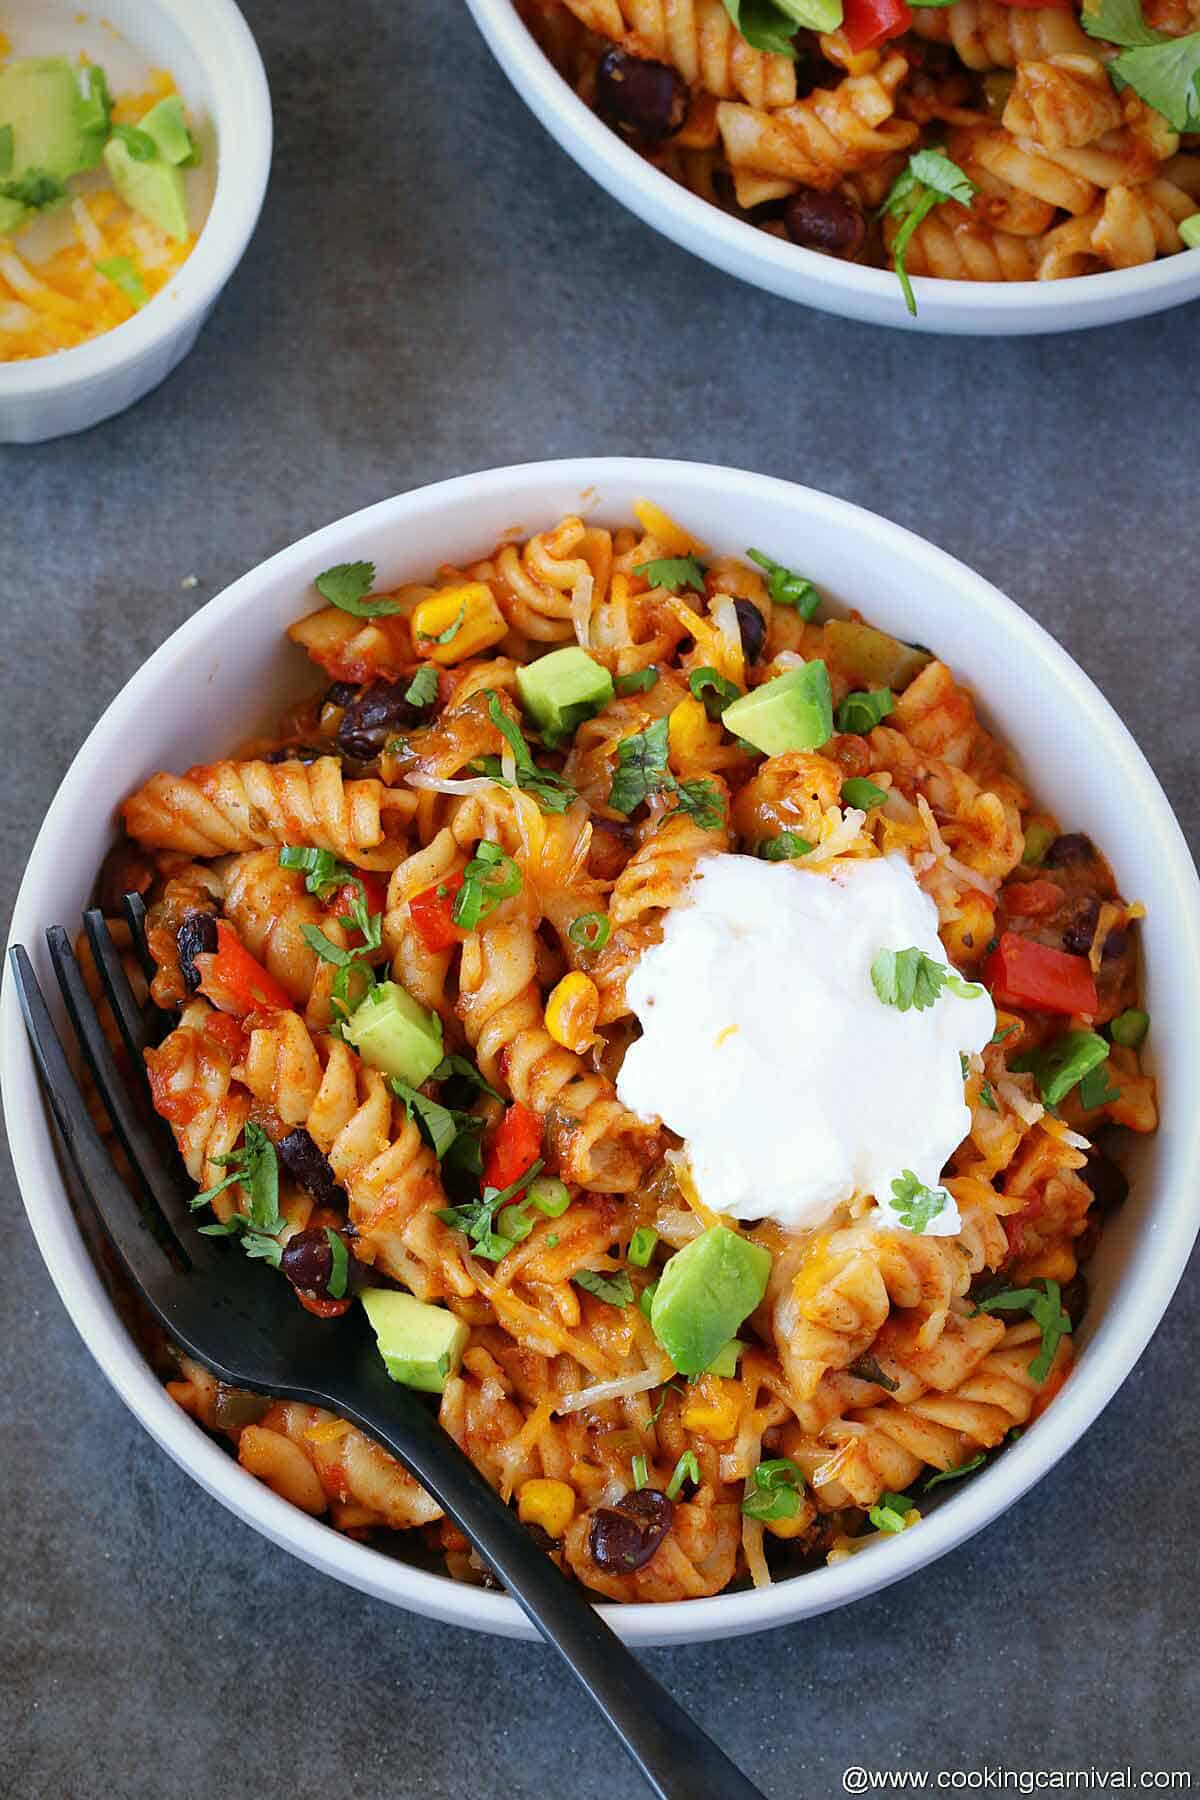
[111,504,1154,1602]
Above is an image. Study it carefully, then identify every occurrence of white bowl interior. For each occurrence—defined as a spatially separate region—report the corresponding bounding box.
[4,459,1198,1644]
[464,0,1200,335]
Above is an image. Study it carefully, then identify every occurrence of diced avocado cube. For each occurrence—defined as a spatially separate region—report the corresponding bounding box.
[103,137,190,242]
[342,980,444,1086]
[650,1227,772,1376]
[138,95,198,166]
[0,196,30,236]
[721,661,833,757]
[361,1289,469,1393]
[704,1338,743,1379]
[516,646,614,748]
[824,620,932,694]
[0,57,106,186]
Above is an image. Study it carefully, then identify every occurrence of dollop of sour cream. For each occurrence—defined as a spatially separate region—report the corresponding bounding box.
[616,853,996,1236]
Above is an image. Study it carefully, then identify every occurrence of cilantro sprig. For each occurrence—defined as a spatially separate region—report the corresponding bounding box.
[404,665,440,709]
[887,1171,954,1234]
[608,716,725,829]
[192,1123,285,1264]
[314,560,400,618]
[879,149,977,316]
[574,1268,636,1308]
[437,1159,546,1261]
[633,554,706,594]
[871,946,983,1012]
[975,1280,1072,1383]
[1082,0,1200,129]
[475,692,576,814]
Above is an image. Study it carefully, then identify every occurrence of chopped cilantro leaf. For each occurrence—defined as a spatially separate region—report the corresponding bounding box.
[979,1080,998,1112]
[1082,0,1163,42]
[573,1268,635,1308]
[674,779,725,831]
[888,1171,953,1234]
[483,692,576,814]
[633,554,706,594]
[324,1226,350,1300]
[614,668,659,695]
[879,149,977,315]
[418,601,466,646]
[975,1280,1072,1383]
[2,167,66,209]
[315,560,400,617]
[193,1121,282,1235]
[871,946,983,1012]
[1078,1060,1122,1110]
[924,1453,987,1491]
[609,717,673,816]
[404,665,439,709]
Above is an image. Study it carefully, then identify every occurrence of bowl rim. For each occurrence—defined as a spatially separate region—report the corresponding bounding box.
[4,455,1199,1645]
[0,0,272,399]
[464,0,1200,322]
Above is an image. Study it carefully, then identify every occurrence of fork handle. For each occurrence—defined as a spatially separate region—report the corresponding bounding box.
[329,1372,766,1800]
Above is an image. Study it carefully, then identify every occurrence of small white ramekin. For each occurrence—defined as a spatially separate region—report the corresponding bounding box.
[4,459,1199,1643]
[464,0,1200,335]
[0,0,271,443]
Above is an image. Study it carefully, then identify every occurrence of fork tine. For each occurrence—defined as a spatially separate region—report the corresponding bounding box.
[78,911,219,1259]
[121,890,157,988]
[9,944,180,1294]
[84,908,155,1066]
[44,927,194,1264]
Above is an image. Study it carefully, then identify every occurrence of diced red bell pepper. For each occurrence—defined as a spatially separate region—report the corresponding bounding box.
[484,1102,543,1192]
[332,870,388,947]
[294,1291,353,1321]
[843,0,913,52]
[195,922,293,1016]
[983,931,1098,1016]
[1001,879,1064,919]
[409,870,468,953]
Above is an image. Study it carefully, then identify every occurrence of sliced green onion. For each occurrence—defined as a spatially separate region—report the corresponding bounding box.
[614,668,659,695]
[528,1176,571,1218]
[1021,819,1056,865]
[924,1453,986,1491]
[496,1202,535,1243]
[628,1226,659,1268]
[759,831,812,862]
[835,688,895,735]
[568,911,611,952]
[451,839,522,931]
[841,777,888,811]
[665,1450,700,1501]
[637,1278,659,1321]
[868,1492,916,1534]
[1110,1008,1149,1049]
[96,254,148,309]
[741,1457,805,1522]
[688,666,740,720]
[631,1453,650,1492]
[1011,1029,1109,1108]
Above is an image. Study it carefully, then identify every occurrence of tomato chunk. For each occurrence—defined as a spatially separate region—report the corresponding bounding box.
[294,1291,353,1321]
[195,922,293,1015]
[484,1102,543,1192]
[983,931,1098,1016]
[1001,879,1064,919]
[843,0,912,52]
[409,870,468,952]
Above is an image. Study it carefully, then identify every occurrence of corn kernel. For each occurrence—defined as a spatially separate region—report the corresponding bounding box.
[517,1478,576,1539]
[940,890,996,965]
[632,499,705,558]
[764,1509,813,1541]
[680,1376,741,1442]
[411,583,508,665]
[544,971,600,1054]
[668,697,711,771]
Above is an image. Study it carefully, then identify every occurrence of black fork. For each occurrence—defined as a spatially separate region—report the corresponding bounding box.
[8,915,767,1800]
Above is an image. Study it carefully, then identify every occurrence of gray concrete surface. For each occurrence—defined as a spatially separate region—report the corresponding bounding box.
[2,1,1198,1795]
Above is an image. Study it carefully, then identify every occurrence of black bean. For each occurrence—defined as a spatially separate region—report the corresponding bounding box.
[783,189,866,260]
[263,744,329,765]
[336,678,429,762]
[1059,1271,1089,1330]
[595,49,688,144]
[1043,833,1095,868]
[176,911,218,993]
[1079,1146,1129,1217]
[280,1226,361,1300]
[588,1489,673,1573]
[323,681,358,709]
[1062,896,1100,957]
[277,1127,345,1208]
[733,598,767,664]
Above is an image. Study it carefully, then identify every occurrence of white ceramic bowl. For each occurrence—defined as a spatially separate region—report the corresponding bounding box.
[465,0,1200,335]
[4,458,1198,1643]
[0,0,271,443]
